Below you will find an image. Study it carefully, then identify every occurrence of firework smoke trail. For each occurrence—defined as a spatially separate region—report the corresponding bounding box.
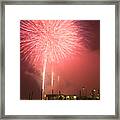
[57,75,60,93]
[42,57,47,92]
[51,70,54,93]
[20,20,89,94]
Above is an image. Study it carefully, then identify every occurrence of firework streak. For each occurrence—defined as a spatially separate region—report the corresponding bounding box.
[20,20,89,65]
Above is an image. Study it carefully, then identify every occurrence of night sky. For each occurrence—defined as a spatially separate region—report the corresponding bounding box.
[20,20,100,100]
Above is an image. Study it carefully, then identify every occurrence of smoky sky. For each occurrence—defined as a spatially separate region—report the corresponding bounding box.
[20,20,100,100]
[74,20,100,51]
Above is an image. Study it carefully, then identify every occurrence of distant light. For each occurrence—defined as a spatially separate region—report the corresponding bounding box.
[66,96,70,99]
[74,96,77,99]
[61,95,65,98]
[96,96,99,99]
[93,89,96,92]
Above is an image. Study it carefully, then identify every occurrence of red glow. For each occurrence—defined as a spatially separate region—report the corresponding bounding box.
[20,20,87,70]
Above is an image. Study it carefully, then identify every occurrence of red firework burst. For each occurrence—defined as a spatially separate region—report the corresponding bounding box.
[20,20,87,69]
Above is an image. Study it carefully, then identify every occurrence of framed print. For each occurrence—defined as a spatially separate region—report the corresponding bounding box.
[0,0,119,119]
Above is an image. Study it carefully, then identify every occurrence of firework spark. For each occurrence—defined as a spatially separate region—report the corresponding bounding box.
[20,20,87,66]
